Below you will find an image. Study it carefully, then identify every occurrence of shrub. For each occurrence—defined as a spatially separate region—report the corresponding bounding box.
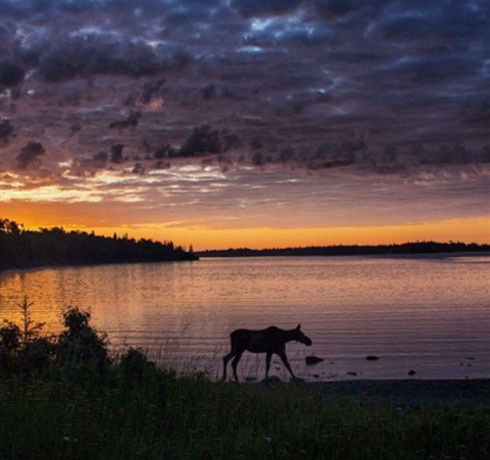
[56,307,110,382]
[0,322,21,375]
[20,337,56,374]
[120,347,155,386]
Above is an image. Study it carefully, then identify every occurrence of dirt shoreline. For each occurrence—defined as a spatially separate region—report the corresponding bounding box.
[293,379,490,406]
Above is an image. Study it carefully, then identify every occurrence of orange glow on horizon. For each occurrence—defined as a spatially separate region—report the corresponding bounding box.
[3,209,489,250]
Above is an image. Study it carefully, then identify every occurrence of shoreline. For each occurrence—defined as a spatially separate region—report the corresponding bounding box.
[0,250,487,275]
[289,378,490,406]
[200,251,490,260]
[197,250,490,259]
[0,257,199,275]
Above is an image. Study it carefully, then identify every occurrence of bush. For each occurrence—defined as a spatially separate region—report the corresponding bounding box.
[0,322,21,375]
[56,307,110,382]
[20,337,56,374]
[1,300,111,382]
[57,307,107,361]
[120,347,155,387]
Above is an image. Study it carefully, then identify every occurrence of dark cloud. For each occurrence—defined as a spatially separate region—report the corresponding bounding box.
[379,1,490,42]
[221,129,241,152]
[251,152,267,166]
[16,141,45,169]
[0,0,488,186]
[479,145,490,163]
[312,0,366,18]
[154,144,179,159]
[0,61,24,87]
[109,110,140,130]
[110,144,126,164]
[0,119,14,146]
[37,35,163,81]
[250,137,263,150]
[201,83,216,100]
[307,138,364,170]
[179,125,223,157]
[463,98,490,126]
[140,79,166,104]
[376,56,477,86]
[231,0,302,18]
[93,151,108,163]
[414,144,478,166]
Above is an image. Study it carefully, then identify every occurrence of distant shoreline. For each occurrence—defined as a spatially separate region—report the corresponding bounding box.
[199,251,490,260]
[196,242,490,258]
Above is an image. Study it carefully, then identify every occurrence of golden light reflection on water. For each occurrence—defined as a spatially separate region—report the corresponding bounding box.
[0,256,489,380]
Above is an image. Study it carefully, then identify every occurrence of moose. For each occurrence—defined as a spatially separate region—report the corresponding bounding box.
[221,324,312,382]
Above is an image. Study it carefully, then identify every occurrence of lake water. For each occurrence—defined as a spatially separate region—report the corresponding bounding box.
[0,255,489,381]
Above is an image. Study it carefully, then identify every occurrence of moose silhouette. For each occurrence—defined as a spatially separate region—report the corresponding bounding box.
[222,324,312,382]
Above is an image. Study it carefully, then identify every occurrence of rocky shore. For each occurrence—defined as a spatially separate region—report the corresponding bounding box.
[298,379,490,406]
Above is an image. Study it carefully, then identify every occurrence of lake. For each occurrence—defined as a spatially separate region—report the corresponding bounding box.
[0,255,489,381]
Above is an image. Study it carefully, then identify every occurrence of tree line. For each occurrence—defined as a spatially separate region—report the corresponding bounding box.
[196,241,490,258]
[0,219,197,271]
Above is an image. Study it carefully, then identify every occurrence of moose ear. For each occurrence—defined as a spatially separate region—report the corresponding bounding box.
[296,324,301,330]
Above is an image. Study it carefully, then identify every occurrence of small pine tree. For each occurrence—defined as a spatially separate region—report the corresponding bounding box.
[17,296,45,344]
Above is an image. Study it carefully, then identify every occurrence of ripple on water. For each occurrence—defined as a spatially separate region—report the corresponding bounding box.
[0,255,489,380]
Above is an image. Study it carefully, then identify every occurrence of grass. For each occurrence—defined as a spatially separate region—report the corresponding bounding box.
[0,369,489,460]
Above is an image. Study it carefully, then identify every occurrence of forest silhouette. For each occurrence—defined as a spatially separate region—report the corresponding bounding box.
[197,242,489,258]
[0,219,197,271]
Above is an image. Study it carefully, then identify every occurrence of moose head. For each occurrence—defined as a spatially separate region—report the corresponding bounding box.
[292,324,312,346]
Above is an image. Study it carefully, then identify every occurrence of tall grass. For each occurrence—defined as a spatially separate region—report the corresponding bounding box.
[1,371,489,460]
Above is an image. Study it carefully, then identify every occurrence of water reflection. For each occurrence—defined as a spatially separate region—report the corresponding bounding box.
[0,256,489,380]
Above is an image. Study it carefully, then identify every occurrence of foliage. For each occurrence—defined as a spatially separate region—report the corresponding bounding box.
[20,337,56,374]
[0,322,21,352]
[0,321,21,375]
[120,347,155,387]
[0,300,109,380]
[0,218,197,271]
[56,307,110,381]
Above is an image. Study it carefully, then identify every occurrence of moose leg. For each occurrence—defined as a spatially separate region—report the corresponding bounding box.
[231,350,244,382]
[277,351,296,380]
[222,349,236,382]
[265,352,272,380]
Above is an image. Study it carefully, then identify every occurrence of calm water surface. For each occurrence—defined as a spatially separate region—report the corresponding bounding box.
[1,256,489,381]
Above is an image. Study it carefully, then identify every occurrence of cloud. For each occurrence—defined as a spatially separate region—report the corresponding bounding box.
[378,2,490,42]
[376,56,477,86]
[110,144,126,163]
[0,118,14,146]
[179,125,232,157]
[109,110,140,130]
[16,141,45,169]
[312,0,367,18]
[37,34,164,81]
[0,61,24,87]
[231,0,302,18]
[243,21,336,48]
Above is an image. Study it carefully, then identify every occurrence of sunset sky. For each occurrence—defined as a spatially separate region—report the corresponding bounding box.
[0,0,489,249]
